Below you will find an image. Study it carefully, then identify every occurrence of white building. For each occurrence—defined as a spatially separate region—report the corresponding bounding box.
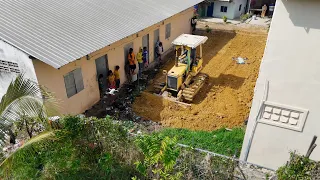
[201,0,247,19]
[240,0,320,169]
[0,40,38,100]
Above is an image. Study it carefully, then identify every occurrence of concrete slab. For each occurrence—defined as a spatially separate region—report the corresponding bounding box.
[200,17,241,25]
[248,17,271,26]
[200,16,271,28]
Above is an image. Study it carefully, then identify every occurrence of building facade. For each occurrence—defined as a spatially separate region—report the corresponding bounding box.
[241,0,320,169]
[0,40,38,100]
[0,0,200,115]
[33,8,195,115]
[198,0,247,19]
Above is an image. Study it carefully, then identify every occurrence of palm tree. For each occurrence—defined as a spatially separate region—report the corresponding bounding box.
[0,74,57,147]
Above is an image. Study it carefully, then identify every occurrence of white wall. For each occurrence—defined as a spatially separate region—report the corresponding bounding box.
[233,0,247,18]
[213,1,234,19]
[213,0,247,19]
[0,40,38,100]
[240,0,320,170]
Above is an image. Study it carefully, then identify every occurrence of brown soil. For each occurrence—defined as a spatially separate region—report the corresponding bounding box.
[133,30,267,131]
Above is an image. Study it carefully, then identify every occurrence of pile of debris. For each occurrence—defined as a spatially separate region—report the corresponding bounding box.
[85,68,163,134]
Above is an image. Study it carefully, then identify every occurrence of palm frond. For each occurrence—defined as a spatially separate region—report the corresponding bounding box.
[0,74,58,147]
[0,74,41,113]
[0,131,56,169]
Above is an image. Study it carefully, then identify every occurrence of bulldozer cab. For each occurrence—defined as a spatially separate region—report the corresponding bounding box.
[165,34,208,92]
[172,34,207,71]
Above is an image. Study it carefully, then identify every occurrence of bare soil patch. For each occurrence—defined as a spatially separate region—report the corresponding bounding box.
[133,30,267,131]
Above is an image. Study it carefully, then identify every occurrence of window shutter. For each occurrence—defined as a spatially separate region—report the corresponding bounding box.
[73,68,84,92]
[165,23,171,39]
[64,72,77,98]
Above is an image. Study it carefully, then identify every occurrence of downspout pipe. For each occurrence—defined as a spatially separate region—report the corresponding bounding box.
[175,46,178,67]
[244,80,269,161]
[246,0,251,14]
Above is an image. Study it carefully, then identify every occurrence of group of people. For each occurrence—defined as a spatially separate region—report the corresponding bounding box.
[128,47,149,77]
[98,41,164,96]
[98,65,120,97]
[128,41,163,78]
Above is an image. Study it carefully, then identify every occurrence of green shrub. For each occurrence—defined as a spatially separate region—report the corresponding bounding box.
[157,128,245,157]
[240,14,250,22]
[222,16,228,23]
[134,134,182,180]
[206,27,212,33]
[0,116,140,179]
[277,152,319,180]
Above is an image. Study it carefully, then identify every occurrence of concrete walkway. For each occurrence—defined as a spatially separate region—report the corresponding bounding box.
[247,16,271,27]
[200,17,271,28]
[200,17,242,25]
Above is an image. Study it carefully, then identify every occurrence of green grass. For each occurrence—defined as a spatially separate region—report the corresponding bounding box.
[157,128,245,157]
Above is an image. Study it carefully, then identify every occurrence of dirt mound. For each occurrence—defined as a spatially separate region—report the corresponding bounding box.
[133,30,267,131]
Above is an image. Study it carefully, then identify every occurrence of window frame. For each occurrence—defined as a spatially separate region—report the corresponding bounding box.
[165,23,171,39]
[64,68,84,98]
[220,6,228,13]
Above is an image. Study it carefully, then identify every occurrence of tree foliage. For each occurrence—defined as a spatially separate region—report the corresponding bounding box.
[0,116,140,179]
[134,134,182,180]
[277,152,319,180]
[0,74,56,145]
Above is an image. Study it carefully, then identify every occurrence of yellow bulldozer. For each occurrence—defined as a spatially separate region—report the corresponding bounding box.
[153,34,208,103]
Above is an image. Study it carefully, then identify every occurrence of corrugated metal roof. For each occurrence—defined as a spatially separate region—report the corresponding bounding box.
[0,0,203,69]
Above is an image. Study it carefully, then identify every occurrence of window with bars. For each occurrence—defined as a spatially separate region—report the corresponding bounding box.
[165,23,171,39]
[64,68,84,98]
[220,6,228,13]
[0,60,20,73]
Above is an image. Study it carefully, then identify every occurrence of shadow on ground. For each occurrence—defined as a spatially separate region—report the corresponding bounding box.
[192,74,245,104]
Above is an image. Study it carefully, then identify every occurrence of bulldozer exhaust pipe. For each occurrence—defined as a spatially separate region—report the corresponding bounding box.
[175,48,178,67]
[175,56,178,67]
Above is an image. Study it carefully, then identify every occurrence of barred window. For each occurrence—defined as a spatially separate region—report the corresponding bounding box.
[0,60,20,73]
[165,23,171,39]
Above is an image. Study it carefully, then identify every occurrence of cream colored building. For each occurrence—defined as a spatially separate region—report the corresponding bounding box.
[241,0,320,170]
[0,0,202,115]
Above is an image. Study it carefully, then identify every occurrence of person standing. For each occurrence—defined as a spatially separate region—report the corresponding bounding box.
[191,15,197,34]
[128,48,136,75]
[137,47,143,77]
[261,4,267,18]
[114,65,120,89]
[98,74,104,97]
[142,47,148,69]
[156,42,164,63]
[108,70,116,89]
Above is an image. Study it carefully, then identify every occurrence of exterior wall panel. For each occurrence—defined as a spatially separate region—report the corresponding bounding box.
[33,7,194,115]
[241,0,320,169]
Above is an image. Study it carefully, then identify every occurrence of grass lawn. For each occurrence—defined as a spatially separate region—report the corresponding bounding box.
[157,128,245,157]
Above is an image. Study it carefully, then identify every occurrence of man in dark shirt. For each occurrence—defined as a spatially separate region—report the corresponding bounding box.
[191,15,197,34]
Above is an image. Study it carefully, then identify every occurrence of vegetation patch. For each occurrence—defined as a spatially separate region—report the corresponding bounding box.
[157,128,245,157]
[277,152,320,180]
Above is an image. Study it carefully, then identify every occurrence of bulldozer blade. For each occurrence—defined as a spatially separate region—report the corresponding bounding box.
[153,93,191,107]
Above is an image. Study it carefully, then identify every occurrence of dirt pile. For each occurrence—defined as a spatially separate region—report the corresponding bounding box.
[133,30,267,131]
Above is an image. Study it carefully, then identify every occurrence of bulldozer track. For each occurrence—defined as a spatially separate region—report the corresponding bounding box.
[182,73,208,101]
